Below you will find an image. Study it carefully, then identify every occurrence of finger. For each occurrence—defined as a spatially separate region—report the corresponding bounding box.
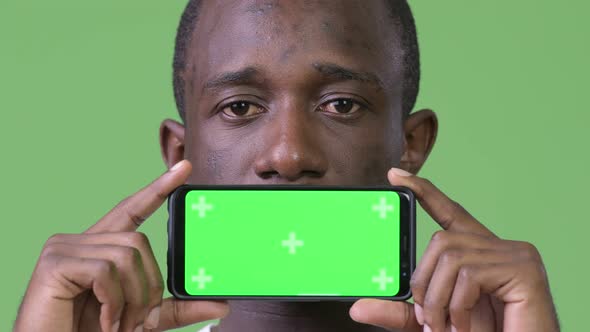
[449,264,502,332]
[43,242,150,331]
[47,232,165,329]
[411,231,499,305]
[41,254,125,332]
[454,261,557,332]
[449,261,536,331]
[387,168,494,237]
[152,298,230,331]
[86,160,191,233]
[421,249,512,332]
[349,299,421,332]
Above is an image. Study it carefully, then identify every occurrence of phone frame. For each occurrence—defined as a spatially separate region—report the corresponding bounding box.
[167,185,416,301]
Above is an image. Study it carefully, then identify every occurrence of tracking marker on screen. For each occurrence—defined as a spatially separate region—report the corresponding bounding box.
[192,196,214,218]
[372,197,394,219]
[192,268,213,289]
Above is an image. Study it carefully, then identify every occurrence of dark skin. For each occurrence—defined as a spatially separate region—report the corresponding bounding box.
[171,0,408,187]
[15,1,559,332]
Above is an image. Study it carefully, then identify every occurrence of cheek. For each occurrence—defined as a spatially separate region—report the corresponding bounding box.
[358,142,398,184]
[187,125,259,184]
[189,146,252,184]
[328,122,402,185]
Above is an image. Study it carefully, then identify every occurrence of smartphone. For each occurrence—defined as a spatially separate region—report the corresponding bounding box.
[167,185,415,301]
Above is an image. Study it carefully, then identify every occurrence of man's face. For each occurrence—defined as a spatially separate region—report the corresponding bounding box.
[179,0,406,185]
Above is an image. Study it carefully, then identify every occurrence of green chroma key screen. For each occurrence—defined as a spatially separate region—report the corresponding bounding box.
[184,189,401,297]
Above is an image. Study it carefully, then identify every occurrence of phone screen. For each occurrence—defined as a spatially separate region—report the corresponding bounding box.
[175,187,412,298]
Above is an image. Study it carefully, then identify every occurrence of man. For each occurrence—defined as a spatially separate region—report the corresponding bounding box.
[14,0,560,331]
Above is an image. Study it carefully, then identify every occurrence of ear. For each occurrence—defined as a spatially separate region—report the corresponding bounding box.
[400,109,438,175]
[159,119,186,169]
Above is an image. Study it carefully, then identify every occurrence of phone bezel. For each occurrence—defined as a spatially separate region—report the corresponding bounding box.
[167,185,415,301]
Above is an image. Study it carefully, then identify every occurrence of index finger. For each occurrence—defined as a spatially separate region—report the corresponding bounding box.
[388,168,495,237]
[86,160,192,233]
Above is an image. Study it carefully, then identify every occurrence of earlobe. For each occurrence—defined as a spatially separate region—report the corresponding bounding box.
[400,109,438,175]
[159,119,186,169]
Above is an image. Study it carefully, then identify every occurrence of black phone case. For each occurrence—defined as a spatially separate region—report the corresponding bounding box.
[167,185,416,301]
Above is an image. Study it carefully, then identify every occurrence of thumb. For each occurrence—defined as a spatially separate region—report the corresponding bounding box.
[151,297,230,331]
[349,299,421,332]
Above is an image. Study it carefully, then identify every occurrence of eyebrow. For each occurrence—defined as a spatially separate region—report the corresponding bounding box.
[312,62,384,89]
[202,63,384,93]
[203,67,263,92]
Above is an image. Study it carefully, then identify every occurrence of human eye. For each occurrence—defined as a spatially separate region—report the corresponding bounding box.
[317,98,365,116]
[220,101,266,118]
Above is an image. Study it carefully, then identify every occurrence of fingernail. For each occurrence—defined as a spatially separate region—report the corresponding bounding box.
[170,160,185,172]
[111,320,120,332]
[145,306,161,329]
[389,168,413,177]
[423,324,432,332]
[133,325,144,332]
[451,325,458,332]
[414,303,424,325]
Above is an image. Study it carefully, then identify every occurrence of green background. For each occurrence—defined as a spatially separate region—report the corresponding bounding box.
[0,0,587,330]
[183,190,399,296]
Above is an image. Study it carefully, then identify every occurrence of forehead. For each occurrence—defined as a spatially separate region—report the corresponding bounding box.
[186,0,402,94]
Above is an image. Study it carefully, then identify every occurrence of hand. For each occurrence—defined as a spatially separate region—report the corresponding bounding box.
[349,168,559,332]
[14,160,230,332]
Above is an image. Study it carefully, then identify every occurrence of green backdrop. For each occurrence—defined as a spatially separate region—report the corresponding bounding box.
[0,1,587,331]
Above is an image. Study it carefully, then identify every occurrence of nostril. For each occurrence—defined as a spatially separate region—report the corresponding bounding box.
[259,170,280,179]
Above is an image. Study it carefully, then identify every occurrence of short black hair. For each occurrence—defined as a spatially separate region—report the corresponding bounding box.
[172,0,420,121]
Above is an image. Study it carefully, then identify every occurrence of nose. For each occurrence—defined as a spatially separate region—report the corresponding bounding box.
[254,108,328,182]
